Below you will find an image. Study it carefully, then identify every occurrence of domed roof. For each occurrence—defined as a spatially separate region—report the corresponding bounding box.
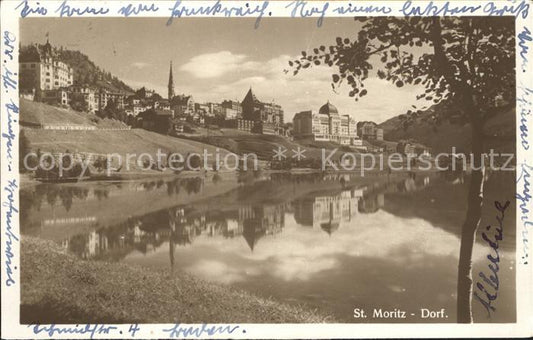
[319,101,339,116]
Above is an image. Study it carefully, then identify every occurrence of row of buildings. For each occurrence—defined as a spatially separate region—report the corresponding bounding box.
[135,62,287,135]
[19,40,131,113]
[146,62,286,134]
[20,40,384,147]
[163,61,379,143]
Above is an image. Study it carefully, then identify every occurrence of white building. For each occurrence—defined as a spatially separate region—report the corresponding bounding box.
[293,102,358,145]
[20,39,73,91]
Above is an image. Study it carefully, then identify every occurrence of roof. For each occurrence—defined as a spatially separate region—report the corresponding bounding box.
[69,84,97,91]
[357,121,378,129]
[242,88,260,104]
[242,223,265,252]
[320,222,340,235]
[319,101,339,116]
[171,95,193,106]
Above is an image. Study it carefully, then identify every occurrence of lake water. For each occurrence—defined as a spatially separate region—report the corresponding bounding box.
[21,170,516,323]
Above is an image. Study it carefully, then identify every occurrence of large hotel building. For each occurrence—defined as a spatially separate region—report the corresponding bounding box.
[292,101,358,145]
[19,39,74,92]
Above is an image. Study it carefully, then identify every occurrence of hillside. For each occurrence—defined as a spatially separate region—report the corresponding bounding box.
[20,44,133,94]
[379,105,515,154]
[24,128,234,162]
[191,132,346,162]
[19,99,128,129]
[20,100,236,171]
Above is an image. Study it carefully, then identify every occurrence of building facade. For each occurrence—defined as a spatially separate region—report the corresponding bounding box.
[20,40,74,92]
[41,88,69,106]
[171,95,195,117]
[138,109,174,134]
[69,84,98,113]
[357,121,384,141]
[96,88,126,111]
[241,88,284,135]
[293,101,358,145]
[221,100,243,119]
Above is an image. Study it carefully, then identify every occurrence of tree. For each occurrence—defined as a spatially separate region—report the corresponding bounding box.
[125,113,135,126]
[112,109,127,122]
[290,17,515,323]
[103,99,126,121]
[104,98,117,118]
[70,93,89,112]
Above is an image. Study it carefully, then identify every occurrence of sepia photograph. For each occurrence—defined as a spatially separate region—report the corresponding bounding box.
[12,13,519,329]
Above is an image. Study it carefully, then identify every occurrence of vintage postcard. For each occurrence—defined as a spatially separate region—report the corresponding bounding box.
[1,0,532,338]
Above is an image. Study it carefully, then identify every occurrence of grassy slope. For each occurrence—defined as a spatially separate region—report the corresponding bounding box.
[191,132,344,161]
[25,128,234,158]
[21,237,331,324]
[20,99,127,129]
[20,100,241,169]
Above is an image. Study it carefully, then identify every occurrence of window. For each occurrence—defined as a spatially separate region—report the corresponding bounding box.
[46,72,50,76]
[46,79,50,82]
[31,64,35,68]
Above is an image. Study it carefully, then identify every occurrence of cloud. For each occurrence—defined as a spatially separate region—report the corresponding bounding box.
[180,51,259,79]
[131,61,150,69]
[181,53,433,123]
[186,260,251,284]
[139,208,506,286]
[132,51,436,123]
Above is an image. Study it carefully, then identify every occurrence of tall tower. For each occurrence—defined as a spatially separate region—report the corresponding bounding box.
[168,61,175,100]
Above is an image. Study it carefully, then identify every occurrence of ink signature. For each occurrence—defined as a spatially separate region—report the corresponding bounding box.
[162,324,242,338]
[473,200,510,318]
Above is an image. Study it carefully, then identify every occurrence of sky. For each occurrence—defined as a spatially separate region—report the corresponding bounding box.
[21,17,431,123]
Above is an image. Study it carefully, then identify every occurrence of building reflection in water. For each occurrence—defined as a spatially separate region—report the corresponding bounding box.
[59,175,432,262]
[294,189,364,234]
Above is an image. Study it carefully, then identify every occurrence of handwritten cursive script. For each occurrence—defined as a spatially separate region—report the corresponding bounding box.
[55,0,110,17]
[3,30,16,60]
[2,99,19,163]
[473,200,510,318]
[286,0,329,27]
[166,0,270,28]
[518,26,532,73]
[118,2,159,17]
[31,324,119,339]
[162,324,242,338]
[3,179,19,286]
[518,85,533,151]
[517,163,533,265]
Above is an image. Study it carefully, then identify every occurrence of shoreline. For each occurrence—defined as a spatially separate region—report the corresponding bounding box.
[21,237,332,324]
[20,166,441,187]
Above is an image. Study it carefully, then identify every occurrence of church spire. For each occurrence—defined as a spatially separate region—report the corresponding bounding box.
[168,61,175,100]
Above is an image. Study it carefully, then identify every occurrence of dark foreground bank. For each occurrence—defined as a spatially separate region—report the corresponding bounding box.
[21,237,332,324]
